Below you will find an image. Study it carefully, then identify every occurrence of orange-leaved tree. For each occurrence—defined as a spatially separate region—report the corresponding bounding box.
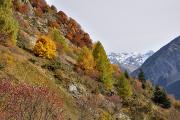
[78,46,95,74]
[33,35,56,59]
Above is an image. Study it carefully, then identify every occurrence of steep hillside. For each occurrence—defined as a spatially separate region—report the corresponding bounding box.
[108,51,154,72]
[0,0,180,120]
[132,36,180,99]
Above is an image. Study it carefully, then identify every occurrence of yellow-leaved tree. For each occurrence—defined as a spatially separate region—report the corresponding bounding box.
[78,46,95,74]
[33,36,56,59]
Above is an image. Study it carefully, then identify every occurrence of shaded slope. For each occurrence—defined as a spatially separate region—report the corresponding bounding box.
[132,36,180,98]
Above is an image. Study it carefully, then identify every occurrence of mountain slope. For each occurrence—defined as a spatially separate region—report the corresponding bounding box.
[0,0,180,119]
[108,51,154,72]
[132,36,180,99]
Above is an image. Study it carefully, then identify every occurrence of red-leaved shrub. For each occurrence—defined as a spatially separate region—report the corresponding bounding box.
[48,20,60,28]
[17,4,28,14]
[34,7,43,17]
[56,11,93,48]
[0,81,63,120]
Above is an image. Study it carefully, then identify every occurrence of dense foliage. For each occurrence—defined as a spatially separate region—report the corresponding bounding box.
[152,86,171,109]
[93,41,113,90]
[117,74,132,99]
[33,36,56,59]
[0,0,18,46]
[78,46,95,74]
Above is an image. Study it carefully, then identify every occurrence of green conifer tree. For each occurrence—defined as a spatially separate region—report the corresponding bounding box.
[138,69,146,89]
[0,0,18,45]
[124,70,129,79]
[117,74,132,100]
[152,86,171,109]
[93,41,113,90]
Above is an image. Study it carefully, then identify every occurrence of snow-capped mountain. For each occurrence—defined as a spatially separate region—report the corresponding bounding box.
[108,51,154,72]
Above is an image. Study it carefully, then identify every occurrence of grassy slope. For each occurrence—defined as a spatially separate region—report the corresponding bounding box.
[0,45,80,119]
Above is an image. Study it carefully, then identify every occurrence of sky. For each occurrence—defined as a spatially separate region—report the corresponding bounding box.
[46,0,180,53]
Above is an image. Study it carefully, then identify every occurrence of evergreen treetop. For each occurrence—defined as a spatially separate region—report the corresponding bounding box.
[124,70,129,79]
[138,69,145,82]
[138,69,146,89]
[93,41,113,90]
[152,86,171,109]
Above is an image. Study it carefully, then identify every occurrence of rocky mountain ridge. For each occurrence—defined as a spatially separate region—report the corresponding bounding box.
[108,51,154,72]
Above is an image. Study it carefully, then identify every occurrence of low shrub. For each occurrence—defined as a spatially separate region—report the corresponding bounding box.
[48,20,60,28]
[34,7,43,17]
[174,101,180,110]
[0,81,63,120]
[49,28,69,54]
[41,59,61,71]
[99,110,112,120]
[16,4,28,14]
[50,5,57,12]
[28,58,36,64]
[0,63,4,70]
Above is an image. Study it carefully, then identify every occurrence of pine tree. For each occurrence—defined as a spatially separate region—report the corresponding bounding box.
[117,74,132,100]
[124,70,129,79]
[0,0,18,45]
[152,86,171,109]
[93,41,113,90]
[138,69,146,89]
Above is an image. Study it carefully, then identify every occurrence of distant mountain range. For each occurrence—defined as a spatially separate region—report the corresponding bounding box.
[132,36,180,99]
[108,51,154,72]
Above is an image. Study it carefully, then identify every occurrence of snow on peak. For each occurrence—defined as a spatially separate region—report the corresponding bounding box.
[108,51,154,72]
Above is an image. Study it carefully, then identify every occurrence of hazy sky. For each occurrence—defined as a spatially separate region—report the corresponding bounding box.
[46,0,180,53]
